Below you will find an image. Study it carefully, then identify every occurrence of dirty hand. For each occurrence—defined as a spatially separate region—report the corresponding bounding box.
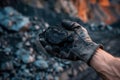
[40,20,102,63]
[62,20,103,63]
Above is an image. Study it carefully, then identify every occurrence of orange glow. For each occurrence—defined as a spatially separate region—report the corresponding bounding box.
[72,0,89,22]
[98,0,110,7]
[72,0,119,24]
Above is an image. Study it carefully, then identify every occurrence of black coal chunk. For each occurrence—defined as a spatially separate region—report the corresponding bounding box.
[45,27,68,44]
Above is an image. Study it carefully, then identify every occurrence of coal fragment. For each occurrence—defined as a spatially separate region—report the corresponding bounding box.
[45,27,68,44]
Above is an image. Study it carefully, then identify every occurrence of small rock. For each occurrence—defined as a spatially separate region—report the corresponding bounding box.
[55,66,63,72]
[46,74,54,80]
[34,60,48,70]
[4,47,12,55]
[13,60,21,67]
[4,7,19,16]
[0,7,30,31]
[21,54,35,63]
[47,68,54,73]
[25,41,31,46]
[16,42,23,49]
[90,23,96,31]
[20,65,27,70]
[23,69,33,77]
[64,61,71,65]
[53,63,64,72]
[44,22,49,28]
[15,49,29,56]
[35,73,43,80]
[35,25,40,30]
[15,49,35,63]
[0,61,14,71]
[22,36,27,41]
[45,27,68,44]
[29,47,34,53]
[36,55,44,60]
[54,76,59,80]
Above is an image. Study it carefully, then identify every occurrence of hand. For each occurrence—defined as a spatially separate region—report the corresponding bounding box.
[39,20,102,63]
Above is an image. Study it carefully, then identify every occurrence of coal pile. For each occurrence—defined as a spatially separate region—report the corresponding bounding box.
[0,2,120,80]
[0,7,72,80]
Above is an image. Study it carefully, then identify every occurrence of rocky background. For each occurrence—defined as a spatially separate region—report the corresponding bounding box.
[0,0,120,80]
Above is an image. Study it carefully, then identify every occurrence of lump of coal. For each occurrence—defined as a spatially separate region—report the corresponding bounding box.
[39,26,78,60]
[45,27,68,44]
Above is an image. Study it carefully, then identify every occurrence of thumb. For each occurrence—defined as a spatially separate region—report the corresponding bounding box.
[75,26,92,42]
[62,20,81,31]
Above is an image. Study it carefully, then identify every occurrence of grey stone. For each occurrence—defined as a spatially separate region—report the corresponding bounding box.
[16,42,23,49]
[0,61,14,71]
[47,68,54,73]
[35,25,40,30]
[25,41,31,46]
[46,74,54,80]
[55,66,63,72]
[15,49,35,63]
[4,7,20,16]
[44,22,49,28]
[64,61,71,65]
[11,17,30,31]
[0,7,30,31]
[36,55,44,60]
[4,47,12,55]
[54,76,59,80]
[15,49,29,56]
[22,69,33,77]
[34,60,48,70]
[20,65,27,70]
[21,54,35,63]
[53,63,63,72]
[13,60,21,67]
[35,73,42,80]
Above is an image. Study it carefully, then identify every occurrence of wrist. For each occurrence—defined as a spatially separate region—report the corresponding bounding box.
[89,48,114,71]
[86,43,103,64]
